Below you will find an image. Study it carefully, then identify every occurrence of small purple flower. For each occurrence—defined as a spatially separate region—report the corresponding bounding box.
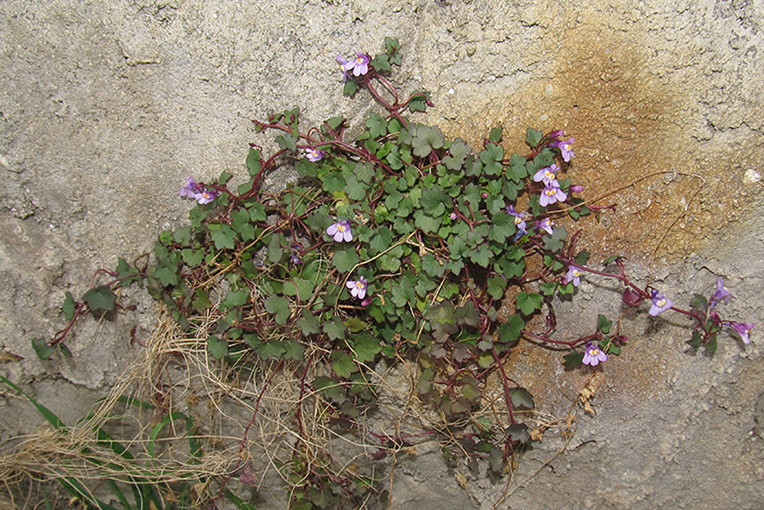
[648,289,673,316]
[449,212,458,220]
[505,205,527,231]
[194,188,218,205]
[326,220,353,242]
[290,253,302,265]
[709,278,734,309]
[539,182,568,207]
[536,217,554,235]
[338,52,371,77]
[564,265,583,287]
[731,322,754,344]
[583,342,607,366]
[570,184,584,193]
[481,192,488,198]
[551,137,575,162]
[305,148,326,162]
[533,164,560,186]
[347,275,368,300]
[179,176,200,198]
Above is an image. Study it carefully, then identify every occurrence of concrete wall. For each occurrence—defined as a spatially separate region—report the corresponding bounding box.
[1,0,763,508]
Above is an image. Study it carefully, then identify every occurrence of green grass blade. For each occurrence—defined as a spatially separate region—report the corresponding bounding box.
[0,374,67,432]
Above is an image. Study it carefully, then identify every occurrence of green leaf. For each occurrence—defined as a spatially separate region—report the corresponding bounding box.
[421,253,446,278]
[525,127,543,148]
[231,209,256,241]
[690,294,708,312]
[507,422,530,444]
[417,368,433,393]
[498,314,525,344]
[489,125,503,143]
[597,315,613,334]
[487,276,507,300]
[371,53,391,72]
[154,264,178,287]
[255,340,286,360]
[211,225,236,250]
[115,258,141,287]
[267,233,283,264]
[82,286,117,312]
[564,351,584,366]
[543,225,568,252]
[296,310,320,335]
[323,317,346,341]
[705,335,718,354]
[181,248,204,267]
[264,295,291,325]
[207,336,228,360]
[343,78,359,96]
[62,291,76,321]
[413,210,441,234]
[331,351,356,378]
[507,387,535,410]
[365,112,388,138]
[539,281,558,296]
[223,290,249,308]
[516,292,543,315]
[31,338,55,360]
[332,245,359,273]
[351,333,382,363]
[412,125,445,157]
[283,339,305,361]
[408,91,430,113]
[275,133,297,151]
[688,330,703,348]
[246,148,261,176]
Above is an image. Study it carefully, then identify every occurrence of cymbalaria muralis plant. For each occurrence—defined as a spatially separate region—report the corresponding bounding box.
[33,37,754,508]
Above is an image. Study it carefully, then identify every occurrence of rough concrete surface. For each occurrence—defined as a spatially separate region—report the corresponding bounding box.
[1,0,763,508]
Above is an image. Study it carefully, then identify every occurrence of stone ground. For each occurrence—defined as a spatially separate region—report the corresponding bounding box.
[1,0,763,508]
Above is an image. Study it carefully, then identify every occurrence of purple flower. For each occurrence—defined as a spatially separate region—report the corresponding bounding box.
[194,188,218,205]
[731,322,754,344]
[583,342,607,366]
[536,217,554,235]
[533,164,560,186]
[570,184,584,193]
[180,176,200,198]
[564,265,583,287]
[505,205,527,231]
[539,182,568,207]
[305,148,326,162]
[326,220,353,242]
[709,278,734,309]
[347,275,368,300]
[338,52,370,77]
[449,212,458,220]
[551,137,575,162]
[648,289,673,316]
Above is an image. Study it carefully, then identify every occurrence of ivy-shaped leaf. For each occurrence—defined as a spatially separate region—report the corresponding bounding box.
[507,387,535,410]
[264,295,290,325]
[207,336,229,360]
[223,290,248,308]
[515,292,543,315]
[62,291,76,321]
[82,286,117,312]
[331,351,356,378]
[332,245,359,273]
[323,317,346,341]
[296,310,320,335]
[211,225,236,251]
[31,338,55,360]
